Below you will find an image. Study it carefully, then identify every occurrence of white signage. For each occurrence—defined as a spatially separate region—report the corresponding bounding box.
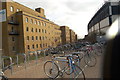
[0,9,6,22]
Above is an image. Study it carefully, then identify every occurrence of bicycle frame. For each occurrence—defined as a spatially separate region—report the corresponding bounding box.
[52,57,68,73]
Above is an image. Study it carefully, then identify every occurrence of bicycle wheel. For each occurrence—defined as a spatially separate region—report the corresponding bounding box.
[44,61,59,79]
[78,52,84,60]
[2,76,8,80]
[95,46,103,56]
[84,52,97,67]
[71,64,86,80]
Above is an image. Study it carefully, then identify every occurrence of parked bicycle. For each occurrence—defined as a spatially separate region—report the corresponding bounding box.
[43,53,85,79]
[80,45,97,67]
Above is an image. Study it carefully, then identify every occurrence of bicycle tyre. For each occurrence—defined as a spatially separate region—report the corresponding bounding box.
[43,61,59,79]
[2,76,8,80]
[84,52,97,67]
[95,46,103,56]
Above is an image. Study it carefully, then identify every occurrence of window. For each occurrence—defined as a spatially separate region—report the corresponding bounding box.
[36,44,38,48]
[44,23,46,26]
[35,20,37,24]
[10,6,14,12]
[36,28,37,32]
[12,37,15,41]
[26,27,29,32]
[39,36,41,40]
[26,17,28,23]
[40,44,42,48]
[27,45,30,49]
[39,29,40,33]
[43,22,46,26]
[45,30,46,33]
[36,36,38,40]
[42,22,45,26]
[32,45,34,49]
[27,36,29,40]
[12,46,15,51]
[11,26,14,32]
[32,36,34,40]
[31,28,34,32]
[17,9,19,12]
[38,21,40,25]
[31,19,33,24]
[43,44,45,47]
[43,36,44,40]
[42,29,44,33]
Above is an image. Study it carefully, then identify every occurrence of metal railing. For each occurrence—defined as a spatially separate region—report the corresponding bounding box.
[16,53,27,69]
[2,56,13,74]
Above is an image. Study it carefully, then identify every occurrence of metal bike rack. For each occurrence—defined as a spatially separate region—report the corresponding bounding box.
[2,56,13,74]
[16,53,27,69]
[35,51,38,65]
[28,51,38,65]
[37,49,46,61]
[37,48,51,61]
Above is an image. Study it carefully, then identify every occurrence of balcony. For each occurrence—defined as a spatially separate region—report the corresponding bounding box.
[9,31,19,35]
[8,21,19,25]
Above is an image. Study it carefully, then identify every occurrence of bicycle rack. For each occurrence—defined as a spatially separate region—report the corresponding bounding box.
[0,49,2,70]
[37,49,46,61]
[28,51,38,65]
[43,48,53,61]
[16,53,27,69]
[2,56,13,74]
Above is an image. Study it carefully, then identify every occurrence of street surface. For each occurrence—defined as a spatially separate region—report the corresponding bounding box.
[4,54,104,79]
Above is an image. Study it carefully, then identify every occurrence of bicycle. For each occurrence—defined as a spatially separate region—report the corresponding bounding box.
[43,54,85,79]
[93,43,104,56]
[81,45,97,67]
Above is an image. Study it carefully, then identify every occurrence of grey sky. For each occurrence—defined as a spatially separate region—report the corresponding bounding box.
[13,0,105,39]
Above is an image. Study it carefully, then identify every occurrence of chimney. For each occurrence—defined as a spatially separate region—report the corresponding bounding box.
[35,8,45,15]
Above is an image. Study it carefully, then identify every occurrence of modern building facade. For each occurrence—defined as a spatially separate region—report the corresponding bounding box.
[86,1,120,42]
[1,0,62,56]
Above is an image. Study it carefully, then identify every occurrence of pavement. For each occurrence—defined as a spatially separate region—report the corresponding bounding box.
[4,53,104,79]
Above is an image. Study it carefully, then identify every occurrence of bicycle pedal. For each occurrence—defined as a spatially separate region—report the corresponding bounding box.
[59,71,64,78]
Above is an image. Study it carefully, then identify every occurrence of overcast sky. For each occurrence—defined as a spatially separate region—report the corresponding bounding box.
[13,0,105,39]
